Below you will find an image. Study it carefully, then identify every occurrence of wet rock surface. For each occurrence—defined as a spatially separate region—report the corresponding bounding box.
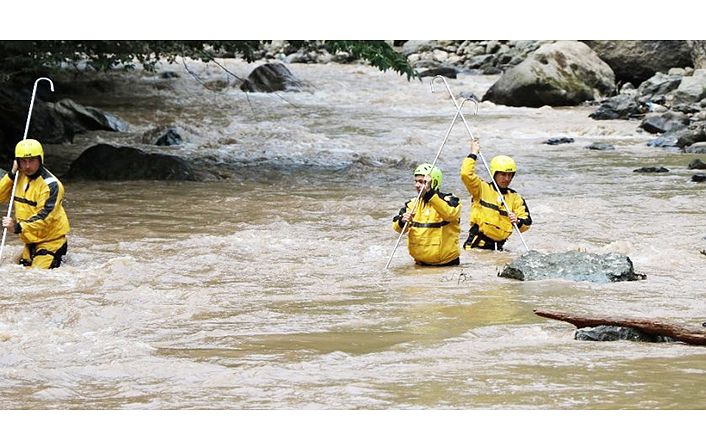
[498,250,646,283]
[575,325,674,343]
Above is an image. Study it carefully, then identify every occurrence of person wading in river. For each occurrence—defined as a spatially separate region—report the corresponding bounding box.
[460,138,531,251]
[0,139,70,268]
[392,163,461,266]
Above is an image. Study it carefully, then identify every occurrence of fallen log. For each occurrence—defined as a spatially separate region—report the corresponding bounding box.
[534,309,706,346]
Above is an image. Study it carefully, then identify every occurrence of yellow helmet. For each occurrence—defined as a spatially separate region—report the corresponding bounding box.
[489,155,516,177]
[15,139,44,163]
[413,163,442,190]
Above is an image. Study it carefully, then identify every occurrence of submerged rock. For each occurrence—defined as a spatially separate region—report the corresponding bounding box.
[498,250,646,283]
[687,159,706,169]
[634,166,669,173]
[575,325,673,343]
[544,137,574,145]
[585,142,615,151]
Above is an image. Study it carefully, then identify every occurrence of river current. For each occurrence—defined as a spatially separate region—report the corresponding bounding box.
[1,59,705,409]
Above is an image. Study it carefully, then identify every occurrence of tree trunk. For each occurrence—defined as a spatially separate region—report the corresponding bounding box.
[687,40,706,69]
[534,309,706,346]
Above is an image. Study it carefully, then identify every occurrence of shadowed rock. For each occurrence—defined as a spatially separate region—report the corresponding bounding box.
[688,159,706,169]
[639,111,690,134]
[52,99,129,133]
[0,87,68,154]
[66,144,197,181]
[419,67,458,79]
[589,94,645,120]
[584,41,692,85]
[498,250,646,282]
[636,72,683,104]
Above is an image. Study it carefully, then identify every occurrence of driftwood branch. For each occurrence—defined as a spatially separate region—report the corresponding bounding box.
[534,309,706,346]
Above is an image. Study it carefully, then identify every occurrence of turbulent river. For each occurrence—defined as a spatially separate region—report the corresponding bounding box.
[1,60,705,409]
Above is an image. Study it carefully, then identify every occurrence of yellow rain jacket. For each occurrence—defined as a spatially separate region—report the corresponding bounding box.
[392,191,461,265]
[0,167,70,267]
[460,155,531,250]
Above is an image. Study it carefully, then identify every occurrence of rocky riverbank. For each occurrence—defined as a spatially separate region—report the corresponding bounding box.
[1,40,706,182]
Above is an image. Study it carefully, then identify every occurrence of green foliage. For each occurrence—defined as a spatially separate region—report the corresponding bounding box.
[0,40,416,81]
[324,41,416,80]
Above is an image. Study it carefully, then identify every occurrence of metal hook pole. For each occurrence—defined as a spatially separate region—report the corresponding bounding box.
[1,77,55,265]
[431,76,529,251]
[384,95,472,270]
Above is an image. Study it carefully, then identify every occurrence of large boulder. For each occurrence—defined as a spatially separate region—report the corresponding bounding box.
[639,110,690,134]
[636,72,683,104]
[671,69,706,104]
[483,41,616,107]
[584,40,693,85]
[676,122,706,149]
[51,99,129,135]
[498,250,646,283]
[240,62,303,93]
[66,144,197,181]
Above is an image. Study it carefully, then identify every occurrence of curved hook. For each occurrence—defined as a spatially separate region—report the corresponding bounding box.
[23,77,55,139]
[431,75,479,116]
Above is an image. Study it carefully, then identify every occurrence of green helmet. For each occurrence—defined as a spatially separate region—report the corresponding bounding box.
[413,163,442,190]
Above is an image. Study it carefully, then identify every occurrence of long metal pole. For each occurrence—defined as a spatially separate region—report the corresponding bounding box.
[431,76,529,251]
[384,93,476,270]
[0,77,54,265]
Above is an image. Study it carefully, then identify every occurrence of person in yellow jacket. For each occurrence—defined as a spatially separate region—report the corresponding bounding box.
[1,139,70,268]
[460,138,531,251]
[392,163,461,266]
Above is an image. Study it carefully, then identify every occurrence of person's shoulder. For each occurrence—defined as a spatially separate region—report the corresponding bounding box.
[39,167,63,186]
